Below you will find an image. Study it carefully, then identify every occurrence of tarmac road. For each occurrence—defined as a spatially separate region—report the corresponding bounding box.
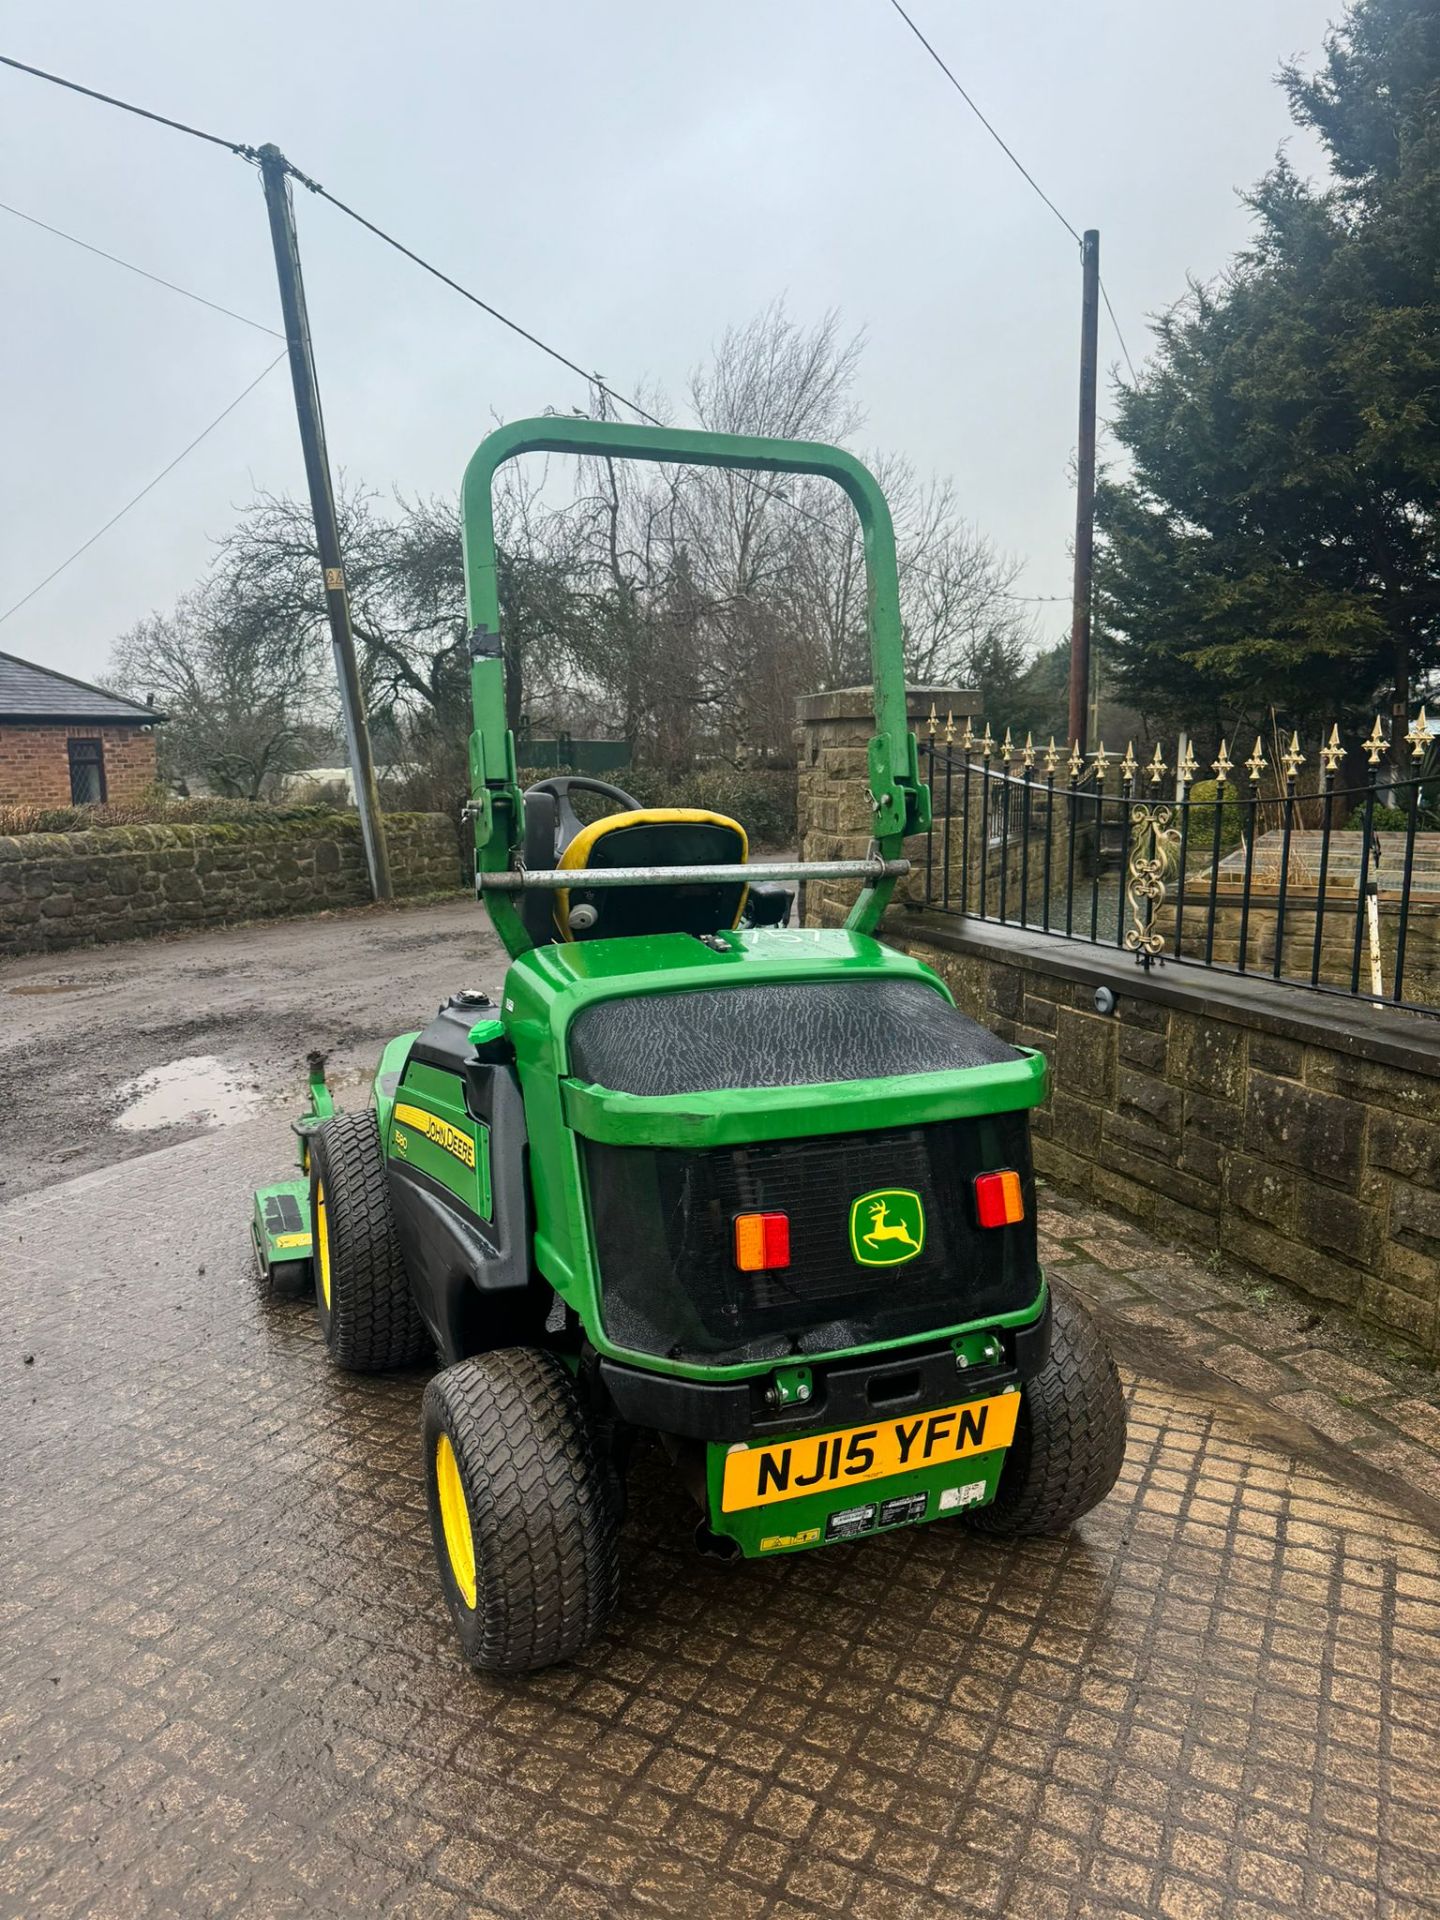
[0,898,503,1205]
[4,903,1440,1917]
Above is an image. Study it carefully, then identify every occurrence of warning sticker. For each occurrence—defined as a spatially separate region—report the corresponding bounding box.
[938,1480,989,1513]
[758,1527,821,1553]
[878,1492,928,1529]
[824,1503,878,1542]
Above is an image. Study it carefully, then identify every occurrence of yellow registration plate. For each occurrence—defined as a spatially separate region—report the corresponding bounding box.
[721,1391,1021,1512]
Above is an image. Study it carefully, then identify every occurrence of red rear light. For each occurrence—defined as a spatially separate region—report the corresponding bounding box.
[734,1211,790,1271]
[974,1170,1024,1228]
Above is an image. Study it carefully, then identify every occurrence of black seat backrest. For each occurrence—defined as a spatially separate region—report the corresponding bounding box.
[556,810,748,941]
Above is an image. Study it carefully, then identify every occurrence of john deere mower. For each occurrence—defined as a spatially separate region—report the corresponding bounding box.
[252,419,1126,1674]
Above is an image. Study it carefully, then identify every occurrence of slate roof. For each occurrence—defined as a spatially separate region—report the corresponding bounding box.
[0,650,161,725]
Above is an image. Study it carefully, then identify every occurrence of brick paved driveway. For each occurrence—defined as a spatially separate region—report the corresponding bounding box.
[4,1121,1440,1920]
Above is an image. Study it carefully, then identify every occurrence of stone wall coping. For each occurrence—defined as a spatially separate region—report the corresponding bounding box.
[0,811,462,959]
[899,911,1440,1077]
[0,810,450,860]
[796,684,980,725]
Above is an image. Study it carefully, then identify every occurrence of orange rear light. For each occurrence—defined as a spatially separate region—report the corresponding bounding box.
[734,1211,790,1271]
[974,1170,1024,1228]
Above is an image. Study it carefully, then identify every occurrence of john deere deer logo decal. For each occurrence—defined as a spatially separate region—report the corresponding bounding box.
[849,1188,925,1267]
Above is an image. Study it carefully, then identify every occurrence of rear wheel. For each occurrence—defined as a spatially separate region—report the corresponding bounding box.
[423,1348,620,1673]
[308,1112,430,1371]
[966,1286,1126,1536]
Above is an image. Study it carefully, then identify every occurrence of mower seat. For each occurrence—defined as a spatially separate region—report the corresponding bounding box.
[555,809,749,941]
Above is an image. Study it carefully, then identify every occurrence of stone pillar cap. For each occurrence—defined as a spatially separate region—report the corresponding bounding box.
[795,684,980,725]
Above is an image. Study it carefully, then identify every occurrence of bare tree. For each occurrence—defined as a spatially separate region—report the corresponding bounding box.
[109,301,1037,791]
[111,586,324,799]
[556,304,1036,759]
[215,471,580,739]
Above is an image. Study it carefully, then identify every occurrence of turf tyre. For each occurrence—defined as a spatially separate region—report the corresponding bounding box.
[309,1111,430,1371]
[423,1348,620,1674]
[966,1286,1126,1537]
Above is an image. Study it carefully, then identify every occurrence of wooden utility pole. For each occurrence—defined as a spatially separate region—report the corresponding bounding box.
[257,144,392,901]
[1067,229,1100,756]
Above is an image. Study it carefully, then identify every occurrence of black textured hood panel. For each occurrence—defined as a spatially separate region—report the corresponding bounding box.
[567,977,1018,1097]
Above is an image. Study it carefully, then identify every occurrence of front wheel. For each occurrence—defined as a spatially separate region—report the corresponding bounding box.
[966,1286,1126,1536]
[423,1349,620,1674]
[309,1112,431,1371]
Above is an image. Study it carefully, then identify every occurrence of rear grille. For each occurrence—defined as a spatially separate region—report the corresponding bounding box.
[583,1112,1037,1366]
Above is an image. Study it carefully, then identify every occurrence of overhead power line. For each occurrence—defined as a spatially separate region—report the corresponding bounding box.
[284,165,667,430]
[2,48,1070,616]
[884,0,1080,243]
[1,200,282,336]
[1098,281,1138,384]
[883,0,1140,382]
[0,350,288,628]
[0,53,666,424]
[0,52,256,156]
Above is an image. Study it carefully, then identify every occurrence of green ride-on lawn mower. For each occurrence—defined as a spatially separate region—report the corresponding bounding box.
[251,418,1126,1674]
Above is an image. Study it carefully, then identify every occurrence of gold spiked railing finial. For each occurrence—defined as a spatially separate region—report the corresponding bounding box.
[1245,735,1268,784]
[1043,735,1059,775]
[1212,738,1233,784]
[1092,741,1112,780]
[1022,731,1036,770]
[1147,743,1169,786]
[1125,803,1181,967]
[1363,716,1387,766]
[1179,740,1198,786]
[1068,739,1084,780]
[1320,724,1345,776]
[944,709,956,746]
[926,702,938,740]
[1120,740,1138,783]
[1408,706,1431,759]
[1281,731,1305,782]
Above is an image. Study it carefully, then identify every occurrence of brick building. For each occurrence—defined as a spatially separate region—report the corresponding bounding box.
[0,651,163,808]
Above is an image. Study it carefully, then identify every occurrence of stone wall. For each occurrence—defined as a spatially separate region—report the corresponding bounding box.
[0,723,159,808]
[797,683,980,925]
[889,920,1440,1358]
[795,685,1440,1360]
[0,812,462,957]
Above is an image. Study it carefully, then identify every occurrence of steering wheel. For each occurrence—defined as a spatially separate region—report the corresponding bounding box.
[522,775,642,857]
[520,775,643,945]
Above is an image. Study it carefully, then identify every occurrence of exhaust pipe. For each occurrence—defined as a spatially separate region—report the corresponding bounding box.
[693,1521,741,1562]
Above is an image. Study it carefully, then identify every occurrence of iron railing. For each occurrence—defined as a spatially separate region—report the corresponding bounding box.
[916,714,1439,1015]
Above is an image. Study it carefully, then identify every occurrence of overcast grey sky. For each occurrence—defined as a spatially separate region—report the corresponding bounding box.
[4,1,1335,684]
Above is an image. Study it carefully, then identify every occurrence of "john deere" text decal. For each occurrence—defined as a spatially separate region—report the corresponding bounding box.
[392,1103,476,1170]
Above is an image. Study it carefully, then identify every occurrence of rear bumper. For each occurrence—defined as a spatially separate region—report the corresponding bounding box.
[596,1289,1050,1443]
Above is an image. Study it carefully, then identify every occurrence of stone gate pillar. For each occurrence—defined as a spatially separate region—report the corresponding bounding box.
[795,684,979,927]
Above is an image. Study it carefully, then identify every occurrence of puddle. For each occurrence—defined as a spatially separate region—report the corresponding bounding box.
[9,979,96,996]
[115,1055,263,1133]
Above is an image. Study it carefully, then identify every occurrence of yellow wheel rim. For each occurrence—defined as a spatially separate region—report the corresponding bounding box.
[315,1180,332,1311]
[435,1432,477,1609]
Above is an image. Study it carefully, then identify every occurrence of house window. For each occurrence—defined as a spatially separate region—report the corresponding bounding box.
[68,738,106,804]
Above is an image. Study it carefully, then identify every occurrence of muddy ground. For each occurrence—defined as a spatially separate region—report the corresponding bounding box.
[5,900,1440,1916]
[0,899,502,1204]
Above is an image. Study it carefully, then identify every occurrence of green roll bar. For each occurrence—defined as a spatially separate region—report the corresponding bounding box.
[459,418,930,959]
